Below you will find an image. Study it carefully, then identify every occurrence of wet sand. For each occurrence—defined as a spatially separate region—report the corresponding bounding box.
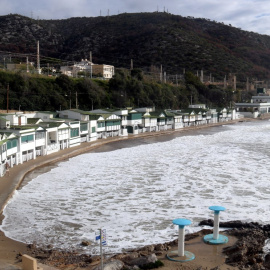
[0,120,252,269]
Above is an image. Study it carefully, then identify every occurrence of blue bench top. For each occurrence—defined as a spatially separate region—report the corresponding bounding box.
[209,206,226,212]
[172,218,192,227]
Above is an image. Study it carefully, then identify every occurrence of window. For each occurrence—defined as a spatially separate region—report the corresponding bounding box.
[7,139,17,150]
[127,113,141,120]
[59,129,68,135]
[91,127,96,133]
[98,122,105,128]
[21,134,34,143]
[70,128,79,137]
[80,123,88,132]
[36,132,45,140]
[2,144,6,152]
[106,121,121,126]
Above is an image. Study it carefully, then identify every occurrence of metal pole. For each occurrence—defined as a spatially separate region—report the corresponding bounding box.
[213,211,220,240]
[7,83,9,113]
[100,229,103,270]
[178,226,185,256]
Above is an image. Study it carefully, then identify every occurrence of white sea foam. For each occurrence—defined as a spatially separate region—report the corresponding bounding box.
[1,121,270,254]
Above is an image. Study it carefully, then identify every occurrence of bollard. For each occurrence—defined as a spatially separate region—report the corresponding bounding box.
[167,218,195,262]
[203,206,228,245]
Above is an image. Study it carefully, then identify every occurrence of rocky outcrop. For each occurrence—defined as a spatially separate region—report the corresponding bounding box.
[200,220,270,269]
[17,220,270,270]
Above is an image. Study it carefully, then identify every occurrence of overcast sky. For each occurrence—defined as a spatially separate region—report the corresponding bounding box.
[1,0,270,35]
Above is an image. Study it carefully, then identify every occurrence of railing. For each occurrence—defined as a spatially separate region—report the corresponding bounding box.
[81,137,87,143]
[22,154,27,162]
[47,143,59,151]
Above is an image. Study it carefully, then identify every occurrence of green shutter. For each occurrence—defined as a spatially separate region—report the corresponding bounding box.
[80,123,88,131]
[70,128,79,138]
[22,135,34,143]
[7,141,11,149]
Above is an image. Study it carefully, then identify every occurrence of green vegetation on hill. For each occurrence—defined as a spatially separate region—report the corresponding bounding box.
[0,69,236,111]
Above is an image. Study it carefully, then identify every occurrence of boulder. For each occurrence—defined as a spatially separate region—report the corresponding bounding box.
[93,259,124,270]
[127,253,157,267]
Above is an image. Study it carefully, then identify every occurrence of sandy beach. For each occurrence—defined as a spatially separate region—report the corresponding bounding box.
[0,120,256,269]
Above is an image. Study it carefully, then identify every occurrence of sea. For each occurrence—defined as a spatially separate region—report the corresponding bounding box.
[1,120,270,255]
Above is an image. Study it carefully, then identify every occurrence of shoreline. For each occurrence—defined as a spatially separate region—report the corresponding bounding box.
[0,119,260,269]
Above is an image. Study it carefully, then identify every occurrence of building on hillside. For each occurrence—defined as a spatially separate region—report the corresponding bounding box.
[60,59,115,79]
[92,64,115,79]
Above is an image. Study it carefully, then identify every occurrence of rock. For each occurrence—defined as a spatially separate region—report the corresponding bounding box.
[224,228,268,269]
[93,259,124,270]
[154,244,165,251]
[81,241,91,246]
[139,245,155,252]
[119,252,139,263]
[128,253,157,267]
[199,219,213,226]
[139,251,149,257]
[264,253,270,268]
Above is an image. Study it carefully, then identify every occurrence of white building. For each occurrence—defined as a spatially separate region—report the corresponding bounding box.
[60,59,115,79]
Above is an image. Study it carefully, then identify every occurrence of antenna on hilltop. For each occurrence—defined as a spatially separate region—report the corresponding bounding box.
[157,5,159,12]
[100,10,101,16]
[107,9,109,16]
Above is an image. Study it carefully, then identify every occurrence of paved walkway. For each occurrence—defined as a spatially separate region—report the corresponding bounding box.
[0,261,59,270]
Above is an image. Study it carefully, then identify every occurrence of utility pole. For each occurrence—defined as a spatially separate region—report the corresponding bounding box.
[37,40,41,74]
[131,59,133,70]
[26,57,29,73]
[200,70,204,83]
[160,65,163,82]
[233,75,236,91]
[6,83,9,113]
[90,51,92,63]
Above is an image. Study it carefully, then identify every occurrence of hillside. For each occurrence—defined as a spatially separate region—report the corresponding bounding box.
[1,12,270,81]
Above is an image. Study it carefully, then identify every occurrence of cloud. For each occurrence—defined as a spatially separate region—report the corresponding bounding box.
[1,0,270,35]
